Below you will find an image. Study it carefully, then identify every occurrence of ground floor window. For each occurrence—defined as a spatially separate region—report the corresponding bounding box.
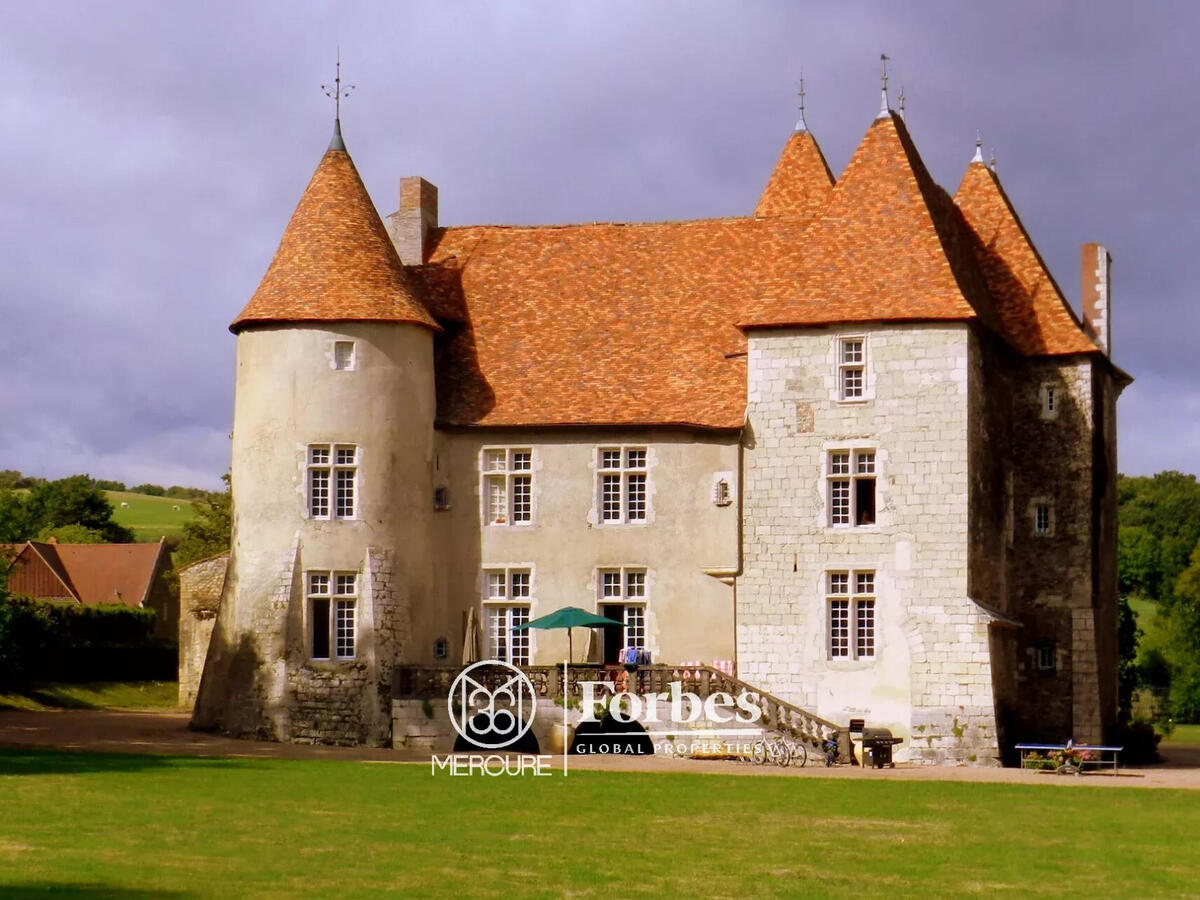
[308,571,357,660]
[485,604,530,665]
[599,567,648,661]
[827,570,875,660]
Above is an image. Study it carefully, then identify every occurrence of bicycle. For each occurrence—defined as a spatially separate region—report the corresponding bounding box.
[780,735,809,768]
[750,736,792,767]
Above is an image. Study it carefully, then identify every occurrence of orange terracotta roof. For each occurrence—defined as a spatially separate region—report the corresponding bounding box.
[954,161,1099,356]
[231,133,439,333]
[742,113,999,332]
[754,130,835,219]
[5,541,167,608]
[50,543,167,608]
[427,215,818,429]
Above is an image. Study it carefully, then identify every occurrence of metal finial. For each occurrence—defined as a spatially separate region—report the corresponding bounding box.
[877,53,891,119]
[898,83,906,119]
[989,149,997,172]
[321,48,356,124]
[972,130,984,163]
[795,72,808,133]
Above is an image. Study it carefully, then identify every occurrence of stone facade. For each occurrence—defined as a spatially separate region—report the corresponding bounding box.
[738,323,1001,763]
[177,553,229,708]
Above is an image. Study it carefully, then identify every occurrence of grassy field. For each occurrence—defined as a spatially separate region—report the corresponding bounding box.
[1165,723,1200,744]
[0,752,1198,897]
[0,681,179,712]
[104,490,197,542]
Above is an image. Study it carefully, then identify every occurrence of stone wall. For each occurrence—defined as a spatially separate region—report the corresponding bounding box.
[738,323,1000,764]
[178,553,229,709]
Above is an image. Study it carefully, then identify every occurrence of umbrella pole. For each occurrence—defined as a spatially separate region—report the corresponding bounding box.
[568,628,573,665]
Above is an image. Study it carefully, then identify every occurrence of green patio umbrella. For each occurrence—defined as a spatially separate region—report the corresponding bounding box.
[513,606,624,663]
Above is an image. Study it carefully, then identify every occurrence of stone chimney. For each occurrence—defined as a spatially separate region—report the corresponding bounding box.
[1081,243,1112,356]
[388,177,438,265]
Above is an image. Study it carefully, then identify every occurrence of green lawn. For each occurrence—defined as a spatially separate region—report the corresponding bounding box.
[1165,723,1200,744]
[0,681,179,711]
[105,491,197,542]
[0,752,1198,897]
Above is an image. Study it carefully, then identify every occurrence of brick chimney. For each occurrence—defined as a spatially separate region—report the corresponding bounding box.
[388,177,438,265]
[1081,243,1112,356]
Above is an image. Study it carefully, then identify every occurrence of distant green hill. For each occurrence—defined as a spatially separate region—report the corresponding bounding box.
[105,491,197,542]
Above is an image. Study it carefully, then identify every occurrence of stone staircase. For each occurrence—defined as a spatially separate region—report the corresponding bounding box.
[392,663,848,761]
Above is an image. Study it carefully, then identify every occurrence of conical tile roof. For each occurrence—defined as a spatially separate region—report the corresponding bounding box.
[954,160,1098,355]
[231,127,439,333]
[742,112,997,332]
[754,130,835,220]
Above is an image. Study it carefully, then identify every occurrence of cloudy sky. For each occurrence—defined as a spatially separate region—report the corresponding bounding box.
[1,1,1196,490]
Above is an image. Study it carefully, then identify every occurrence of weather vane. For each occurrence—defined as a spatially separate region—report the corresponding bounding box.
[321,49,356,121]
[796,71,807,131]
[878,53,891,117]
[880,53,890,93]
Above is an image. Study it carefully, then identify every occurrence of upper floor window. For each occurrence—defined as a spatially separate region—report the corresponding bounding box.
[482,448,532,526]
[483,566,532,665]
[308,444,357,519]
[308,571,357,660]
[1039,382,1060,421]
[598,447,647,524]
[838,337,866,400]
[333,341,356,371]
[828,570,875,660]
[1033,502,1054,536]
[828,449,876,527]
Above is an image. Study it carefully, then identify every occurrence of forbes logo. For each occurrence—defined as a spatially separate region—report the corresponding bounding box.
[578,680,763,725]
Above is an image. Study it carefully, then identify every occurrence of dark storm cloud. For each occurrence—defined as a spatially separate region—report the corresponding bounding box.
[0,1,1195,487]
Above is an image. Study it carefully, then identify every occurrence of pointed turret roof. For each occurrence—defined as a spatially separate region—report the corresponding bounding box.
[954,158,1098,355]
[754,130,835,219]
[742,112,996,331]
[231,125,439,333]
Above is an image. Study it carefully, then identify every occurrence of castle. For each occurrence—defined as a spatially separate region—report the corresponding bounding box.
[186,86,1129,764]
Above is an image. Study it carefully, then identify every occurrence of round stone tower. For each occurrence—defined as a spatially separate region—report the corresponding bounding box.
[192,121,441,745]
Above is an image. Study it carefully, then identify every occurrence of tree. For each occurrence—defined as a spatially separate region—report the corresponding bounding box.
[1117,472,1200,608]
[0,490,32,543]
[174,474,232,567]
[20,475,134,544]
[0,470,21,490]
[130,483,166,497]
[36,524,106,544]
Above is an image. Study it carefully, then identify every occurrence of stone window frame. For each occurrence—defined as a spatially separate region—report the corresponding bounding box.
[597,566,649,650]
[306,570,358,661]
[825,569,876,661]
[1035,640,1057,672]
[833,333,874,404]
[823,443,880,529]
[480,447,534,527]
[1030,497,1055,537]
[1039,381,1060,421]
[481,565,534,665]
[307,443,358,520]
[595,446,650,526]
[332,340,357,372]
